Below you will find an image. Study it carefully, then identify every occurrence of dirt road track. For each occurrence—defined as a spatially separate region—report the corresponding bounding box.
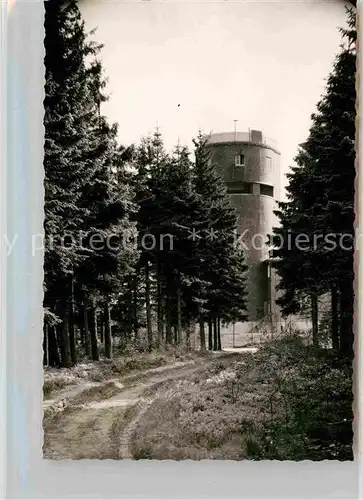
[43,351,246,460]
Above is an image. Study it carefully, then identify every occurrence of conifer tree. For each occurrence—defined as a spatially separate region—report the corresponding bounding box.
[271,8,356,357]
[131,131,171,348]
[192,133,248,350]
[44,0,99,366]
[44,0,137,364]
[131,130,248,350]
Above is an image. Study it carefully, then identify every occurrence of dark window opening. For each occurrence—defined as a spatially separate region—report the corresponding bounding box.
[235,154,245,166]
[227,181,253,194]
[260,184,274,197]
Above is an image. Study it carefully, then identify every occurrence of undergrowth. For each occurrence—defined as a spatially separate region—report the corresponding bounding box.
[131,337,353,460]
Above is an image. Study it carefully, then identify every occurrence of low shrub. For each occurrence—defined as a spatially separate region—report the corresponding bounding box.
[244,338,353,460]
[43,378,67,397]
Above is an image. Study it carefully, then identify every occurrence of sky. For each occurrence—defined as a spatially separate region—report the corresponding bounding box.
[79,0,349,194]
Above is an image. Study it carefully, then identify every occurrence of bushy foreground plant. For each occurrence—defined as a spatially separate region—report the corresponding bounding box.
[242,338,353,460]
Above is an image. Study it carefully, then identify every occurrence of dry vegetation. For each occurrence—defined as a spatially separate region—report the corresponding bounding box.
[43,346,208,400]
[131,337,353,461]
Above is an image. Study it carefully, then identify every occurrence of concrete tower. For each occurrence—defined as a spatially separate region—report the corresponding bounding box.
[205,129,281,324]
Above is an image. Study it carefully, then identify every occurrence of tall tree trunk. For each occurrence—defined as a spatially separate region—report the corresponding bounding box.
[145,262,153,351]
[104,303,112,359]
[191,321,196,349]
[331,286,339,350]
[213,317,218,351]
[124,282,132,340]
[156,299,164,345]
[43,323,49,366]
[80,322,84,348]
[176,273,182,345]
[48,324,60,367]
[60,317,72,367]
[83,294,90,357]
[199,318,206,351]
[57,298,72,368]
[339,280,354,358]
[165,296,173,344]
[99,311,104,344]
[90,301,99,361]
[132,279,139,340]
[69,274,77,365]
[208,317,213,350]
[311,293,319,347]
[217,316,222,351]
[186,322,191,349]
[156,259,164,347]
[174,325,178,345]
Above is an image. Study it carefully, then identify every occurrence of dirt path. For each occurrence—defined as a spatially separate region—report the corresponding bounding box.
[43,352,241,460]
[43,359,198,414]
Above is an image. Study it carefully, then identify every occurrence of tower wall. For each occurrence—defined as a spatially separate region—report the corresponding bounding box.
[206,131,281,322]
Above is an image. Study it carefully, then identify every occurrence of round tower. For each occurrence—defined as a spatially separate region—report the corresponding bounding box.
[205,129,281,322]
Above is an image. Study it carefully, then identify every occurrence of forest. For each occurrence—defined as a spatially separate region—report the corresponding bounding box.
[43,1,355,461]
[43,0,248,368]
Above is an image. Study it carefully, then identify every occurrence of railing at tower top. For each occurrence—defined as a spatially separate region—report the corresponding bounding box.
[205,132,278,151]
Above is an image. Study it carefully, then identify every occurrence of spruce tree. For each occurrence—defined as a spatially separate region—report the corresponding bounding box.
[44,0,99,366]
[44,0,137,364]
[271,8,356,357]
[192,132,248,350]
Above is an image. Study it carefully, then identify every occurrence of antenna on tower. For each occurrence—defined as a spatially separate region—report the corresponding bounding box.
[155,120,160,135]
[233,120,238,142]
[177,137,181,161]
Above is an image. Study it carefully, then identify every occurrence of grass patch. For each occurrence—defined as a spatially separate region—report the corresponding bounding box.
[110,353,167,376]
[43,378,67,398]
[70,381,122,406]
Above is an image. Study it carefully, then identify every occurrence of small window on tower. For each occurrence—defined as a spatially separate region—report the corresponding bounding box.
[235,154,245,167]
[260,184,274,197]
